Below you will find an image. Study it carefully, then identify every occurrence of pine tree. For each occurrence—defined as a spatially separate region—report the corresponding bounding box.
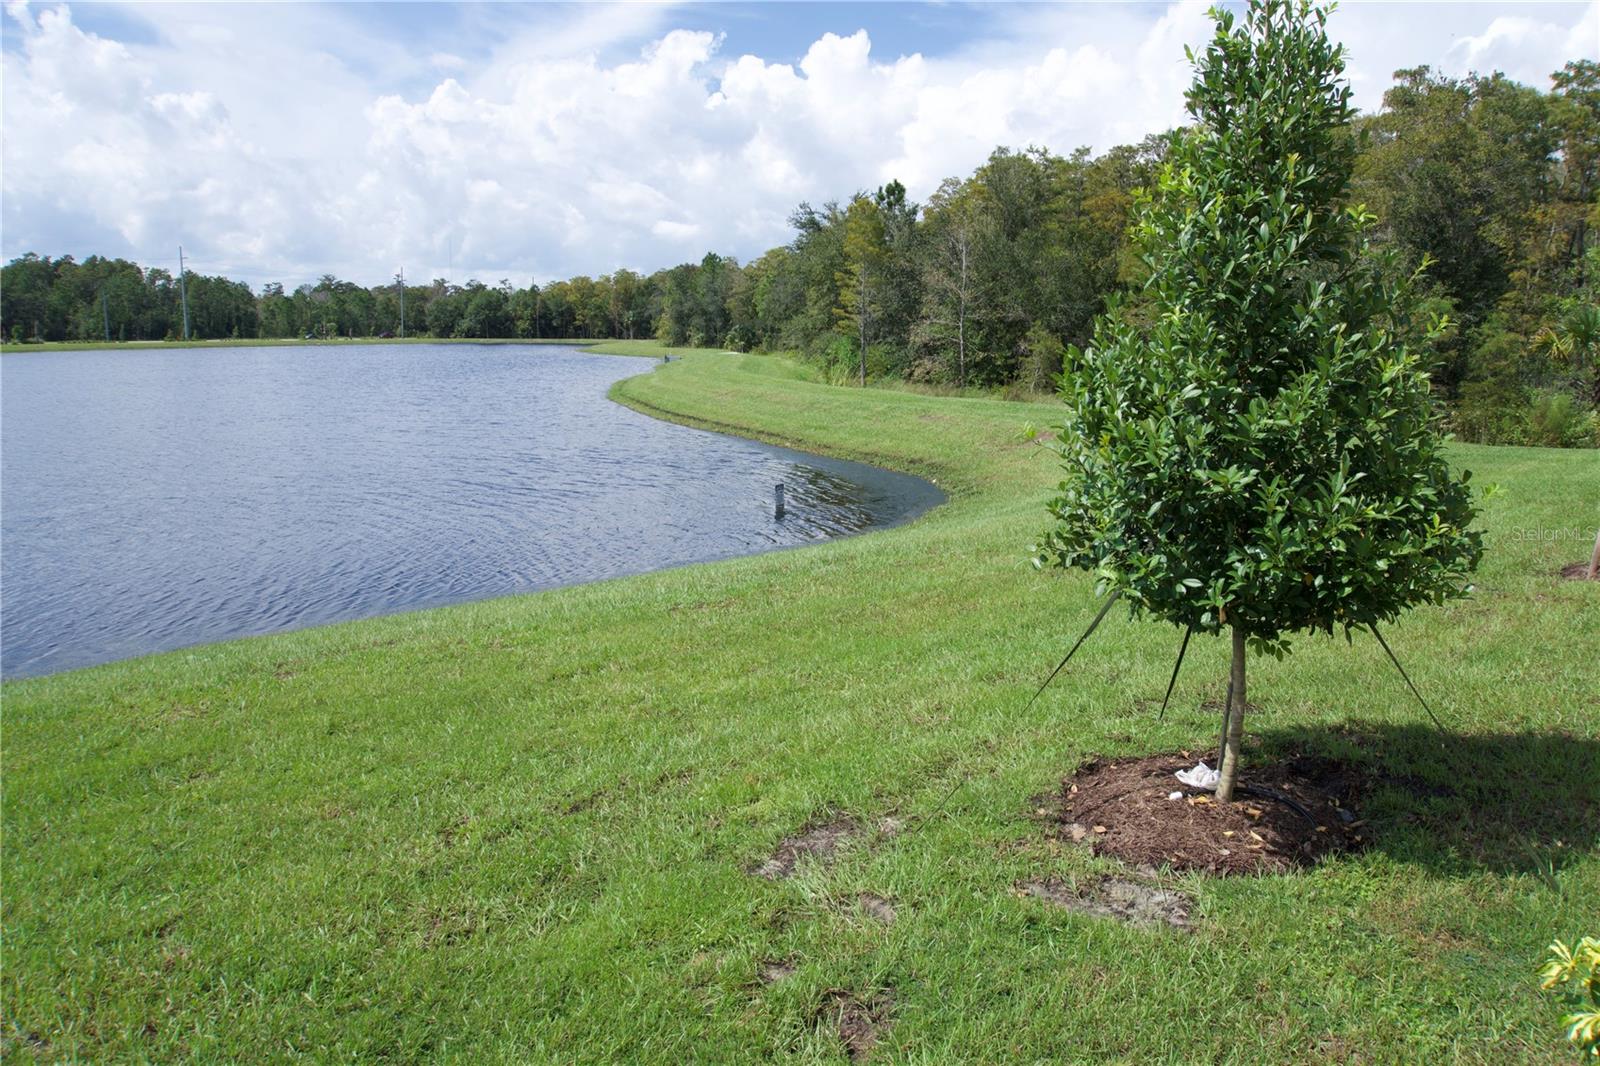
[1037,0,1483,801]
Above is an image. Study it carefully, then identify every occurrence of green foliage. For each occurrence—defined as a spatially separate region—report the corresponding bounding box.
[835,196,888,384]
[1541,936,1600,1058]
[1039,0,1482,653]
[1018,323,1066,393]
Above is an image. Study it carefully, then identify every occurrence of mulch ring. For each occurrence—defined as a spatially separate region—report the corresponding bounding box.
[1559,561,1598,581]
[1041,751,1366,875]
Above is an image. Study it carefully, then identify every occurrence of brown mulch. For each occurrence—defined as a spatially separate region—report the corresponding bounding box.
[1559,562,1598,581]
[1042,751,1366,875]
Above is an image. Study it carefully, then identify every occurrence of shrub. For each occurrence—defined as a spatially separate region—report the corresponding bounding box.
[1541,936,1600,1058]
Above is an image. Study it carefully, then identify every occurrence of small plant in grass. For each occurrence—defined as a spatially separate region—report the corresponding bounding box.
[1541,936,1600,1057]
[1036,0,1481,801]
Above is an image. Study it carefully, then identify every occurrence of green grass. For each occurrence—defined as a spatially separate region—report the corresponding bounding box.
[4,347,1597,1063]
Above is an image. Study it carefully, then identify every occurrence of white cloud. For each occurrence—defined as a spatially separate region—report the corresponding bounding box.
[2,1,1595,289]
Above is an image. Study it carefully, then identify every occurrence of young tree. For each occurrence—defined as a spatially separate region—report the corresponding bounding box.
[1037,0,1483,801]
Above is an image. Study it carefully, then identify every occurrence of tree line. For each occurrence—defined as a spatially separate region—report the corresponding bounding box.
[3,61,1594,446]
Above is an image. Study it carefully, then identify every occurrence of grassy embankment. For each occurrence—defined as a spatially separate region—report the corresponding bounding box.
[4,341,1597,1062]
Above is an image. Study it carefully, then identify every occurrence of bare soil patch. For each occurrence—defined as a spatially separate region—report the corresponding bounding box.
[1017,876,1191,930]
[1560,561,1598,580]
[751,813,861,880]
[818,990,894,1062]
[1043,751,1363,875]
[856,893,897,925]
[757,958,797,985]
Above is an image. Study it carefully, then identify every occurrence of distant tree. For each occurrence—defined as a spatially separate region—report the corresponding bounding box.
[917,180,988,385]
[654,264,697,346]
[694,253,733,346]
[1,254,58,340]
[872,179,922,368]
[1357,67,1555,326]
[786,200,848,354]
[1037,0,1483,801]
[836,195,887,385]
[456,282,512,338]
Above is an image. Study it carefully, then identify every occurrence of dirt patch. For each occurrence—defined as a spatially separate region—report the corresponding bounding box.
[1017,876,1191,930]
[758,957,798,984]
[1560,561,1598,580]
[818,990,893,1062]
[1043,751,1363,875]
[856,893,897,925]
[751,813,861,880]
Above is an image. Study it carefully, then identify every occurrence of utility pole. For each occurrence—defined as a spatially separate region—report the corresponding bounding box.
[177,245,192,340]
[398,267,405,339]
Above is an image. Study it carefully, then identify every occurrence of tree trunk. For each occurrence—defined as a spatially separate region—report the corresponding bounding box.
[858,274,869,388]
[957,308,966,388]
[1216,625,1247,802]
[1587,527,1600,581]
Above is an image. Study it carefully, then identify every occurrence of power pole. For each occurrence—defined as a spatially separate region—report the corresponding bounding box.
[177,245,192,340]
[398,267,405,339]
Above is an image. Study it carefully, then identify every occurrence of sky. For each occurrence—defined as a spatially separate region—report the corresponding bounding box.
[2,1,1596,290]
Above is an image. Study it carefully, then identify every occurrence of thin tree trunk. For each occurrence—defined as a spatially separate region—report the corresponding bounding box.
[1216,625,1247,803]
[957,239,969,388]
[957,308,966,389]
[1587,527,1600,581]
[859,322,867,387]
[858,272,869,388]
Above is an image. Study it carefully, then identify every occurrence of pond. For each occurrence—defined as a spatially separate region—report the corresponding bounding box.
[0,344,942,678]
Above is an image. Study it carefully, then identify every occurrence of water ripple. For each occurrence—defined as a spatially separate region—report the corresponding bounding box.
[1,344,942,678]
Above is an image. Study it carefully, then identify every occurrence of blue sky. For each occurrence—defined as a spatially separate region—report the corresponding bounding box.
[4,1,1596,288]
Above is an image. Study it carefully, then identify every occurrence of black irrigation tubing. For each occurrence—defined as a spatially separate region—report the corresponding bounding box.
[1233,784,1320,826]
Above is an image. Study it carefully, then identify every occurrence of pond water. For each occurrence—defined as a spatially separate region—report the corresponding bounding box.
[1,344,942,678]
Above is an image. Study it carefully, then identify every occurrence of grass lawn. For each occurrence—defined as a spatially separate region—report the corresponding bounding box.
[4,342,1596,1062]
